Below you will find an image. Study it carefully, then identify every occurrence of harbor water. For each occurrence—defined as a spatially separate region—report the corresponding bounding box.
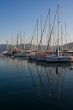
[0,56,73,110]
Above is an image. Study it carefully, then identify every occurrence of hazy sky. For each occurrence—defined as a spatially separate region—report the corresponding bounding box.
[0,0,73,44]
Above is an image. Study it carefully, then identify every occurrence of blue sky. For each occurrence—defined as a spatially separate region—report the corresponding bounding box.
[0,0,73,44]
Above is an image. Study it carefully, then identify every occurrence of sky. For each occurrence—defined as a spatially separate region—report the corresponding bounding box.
[0,0,73,44]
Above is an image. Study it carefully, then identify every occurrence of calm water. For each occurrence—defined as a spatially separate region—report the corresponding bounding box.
[0,56,73,110]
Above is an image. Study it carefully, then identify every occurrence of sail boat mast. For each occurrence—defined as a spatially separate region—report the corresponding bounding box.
[20,31,23,50]
[46,7,57,52]
[6,40,9,51]
[41,16,42,46]
[57,4,60,50]
[38,10,50,50]
[37,19,38,49]
[23,32,25,50]
[65,24,68,50]
[17,33,19,46]
[49,9,51,49]
[61,25,63,51]
[30,20,37,51]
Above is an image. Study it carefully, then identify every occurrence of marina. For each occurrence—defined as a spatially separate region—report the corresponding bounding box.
[2,5,73,63]
[0,0,73,110]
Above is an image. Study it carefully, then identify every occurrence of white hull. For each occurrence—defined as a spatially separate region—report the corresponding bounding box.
[29,53,73,63]
[46,55,73,63]
[29,54,46,62]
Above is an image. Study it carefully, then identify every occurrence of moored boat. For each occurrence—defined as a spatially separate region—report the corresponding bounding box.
[14,51,30,58]
[46,55,72,63]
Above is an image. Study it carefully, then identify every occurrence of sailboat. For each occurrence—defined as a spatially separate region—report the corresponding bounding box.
[13,32,30,58]
[35,10,50,62]
[28,19,39,61]
[29,5,73,63]
[46,5,73,63]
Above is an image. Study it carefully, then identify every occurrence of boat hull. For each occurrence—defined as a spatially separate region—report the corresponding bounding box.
[46,56,73,63]
[29,55,37,61]
[14,52,30,58]
[36,56,46,62]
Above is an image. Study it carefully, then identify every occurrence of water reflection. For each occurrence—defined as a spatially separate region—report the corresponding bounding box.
[0,56,73,109]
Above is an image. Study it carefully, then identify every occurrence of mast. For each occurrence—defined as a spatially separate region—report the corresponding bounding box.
[46,7,57,52]
[30,20,37,51]
[20,31,22,50]
[23,32,25,50]
[46,9,51,51]
[41,16,42,46]
[38,10,50,50]
[49,9,51,49]
[55,4,60,56]
[11,38,14,51]
[65,24,67,50]
[57,4,60,51]
[37,19,38,50]
[6,40,9,51]
[17,33,19,46]
[61,25,63,51]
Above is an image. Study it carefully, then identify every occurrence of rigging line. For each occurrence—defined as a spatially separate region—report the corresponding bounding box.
[30,19,38,50]
[46,7,58,51]
[38,10,50,50]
